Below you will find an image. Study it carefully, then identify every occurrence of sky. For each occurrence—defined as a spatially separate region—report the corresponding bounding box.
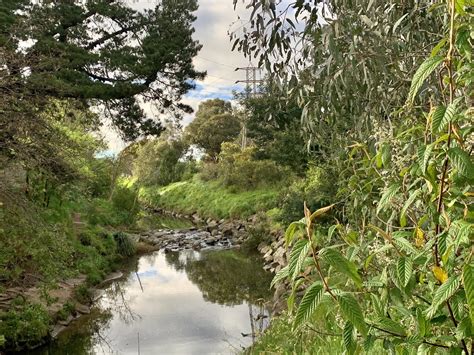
[101,0,255,154]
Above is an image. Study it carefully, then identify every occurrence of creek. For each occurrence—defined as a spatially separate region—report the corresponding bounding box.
[30,216,273,354]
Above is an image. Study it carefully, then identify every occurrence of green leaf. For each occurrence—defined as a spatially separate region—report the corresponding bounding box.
[399,191,420,227]
[336,292,367,335]
[343,321,356,355]
[431,37,447,57]
[397,257,413,287]
[425,275,461,319]
[450,220,472,250]
[462,263,474,324]
[392,232,418,255]
[285,220,305,246]
[320,248,362,288]
[363,334,376,352]
[417,144,433,175]
[448,147,474,177]
[288,239,309,279]
[456,316,472,341]
[416,308,428,337]
[292,239,310,280]
[377,185,400,215]
[407,56,443,104]
[431,106,446,133]
[432,98,461,133]
[376,316,407,336]
[271,265,289,288]
[293,282,324,329]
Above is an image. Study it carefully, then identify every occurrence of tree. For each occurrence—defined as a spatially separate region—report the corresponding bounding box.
[230,0,443,156]
[236,81,307,173]
[133,138,188,187]
[234,0,473,353]
[1,0,205,141]
[185,99,240,158]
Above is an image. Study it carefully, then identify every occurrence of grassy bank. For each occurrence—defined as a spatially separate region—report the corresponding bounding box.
[139,176,280,220]
[0,188,138,352]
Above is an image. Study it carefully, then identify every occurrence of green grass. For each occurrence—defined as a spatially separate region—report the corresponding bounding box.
[0,188,139,351]
[140,176,280,220]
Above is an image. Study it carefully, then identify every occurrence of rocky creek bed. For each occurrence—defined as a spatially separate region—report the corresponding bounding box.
[2,212,289,353]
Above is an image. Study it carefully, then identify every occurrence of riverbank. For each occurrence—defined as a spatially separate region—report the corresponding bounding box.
[139,176,280,220]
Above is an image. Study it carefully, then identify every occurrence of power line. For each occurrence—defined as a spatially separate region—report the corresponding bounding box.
[195,56,237,69]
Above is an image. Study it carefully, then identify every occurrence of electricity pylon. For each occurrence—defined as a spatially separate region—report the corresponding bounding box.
[235,66,263,148]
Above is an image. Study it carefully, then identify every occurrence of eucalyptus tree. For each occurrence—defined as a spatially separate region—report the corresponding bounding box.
[230,0,443,152]
[233,0,473,353]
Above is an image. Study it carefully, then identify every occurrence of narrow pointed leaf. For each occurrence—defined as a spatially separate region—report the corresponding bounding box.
[309,204,335,222]
[399,191,420,227]
[425,276,461,319]
[448,147,474,177]
[397,257,413,287]
[377,185,400,214]
[343,321,356,355]
[288,239,309,279]
[417,144,433,174]
[320,248,362,288]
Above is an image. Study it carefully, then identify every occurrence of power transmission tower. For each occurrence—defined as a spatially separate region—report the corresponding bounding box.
[235,66,263,148]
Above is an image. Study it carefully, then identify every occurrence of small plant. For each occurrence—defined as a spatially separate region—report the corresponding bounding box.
[113,232,136,257]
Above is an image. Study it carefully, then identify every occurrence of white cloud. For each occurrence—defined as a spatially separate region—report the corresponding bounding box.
[101,1,252,153]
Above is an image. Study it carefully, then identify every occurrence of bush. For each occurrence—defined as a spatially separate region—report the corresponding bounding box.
[0,304,51,351]
[279,166,337,224]
[241,212,272,253]
[113,232,136,257]
[203,142,289,190]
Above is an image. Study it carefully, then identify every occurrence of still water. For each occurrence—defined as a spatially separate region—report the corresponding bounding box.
[33,249,273,354]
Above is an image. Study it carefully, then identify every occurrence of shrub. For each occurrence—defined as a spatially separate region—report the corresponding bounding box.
[279,166,336,224]
[207,142,289,190]
[113,232,136,257]
[241,212,273,253]
[0,304,51,351]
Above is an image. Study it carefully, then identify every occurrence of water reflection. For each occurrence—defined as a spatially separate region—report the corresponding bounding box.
[32,249,273,354]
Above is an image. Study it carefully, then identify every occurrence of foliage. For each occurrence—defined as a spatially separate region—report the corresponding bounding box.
[212,142,288,190]
[139,176,279,220]
[264,1,474,353]
[185,99,241,158]
[246,311,354,354]
[236,81,308,173]
[231,0,444,155]
[1,0,204,140]
[113,232,136,258]
[133,138,189,187]
[241,212,274,253]
[279,166,337,224]
[0,303,51,351]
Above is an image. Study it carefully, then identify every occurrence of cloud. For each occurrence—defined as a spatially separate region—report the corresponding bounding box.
[101,0,252,153]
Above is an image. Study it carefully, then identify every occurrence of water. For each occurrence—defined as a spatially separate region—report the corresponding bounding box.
[32,249,273,354]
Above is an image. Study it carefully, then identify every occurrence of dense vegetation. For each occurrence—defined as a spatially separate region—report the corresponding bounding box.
[230,0,473,353]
